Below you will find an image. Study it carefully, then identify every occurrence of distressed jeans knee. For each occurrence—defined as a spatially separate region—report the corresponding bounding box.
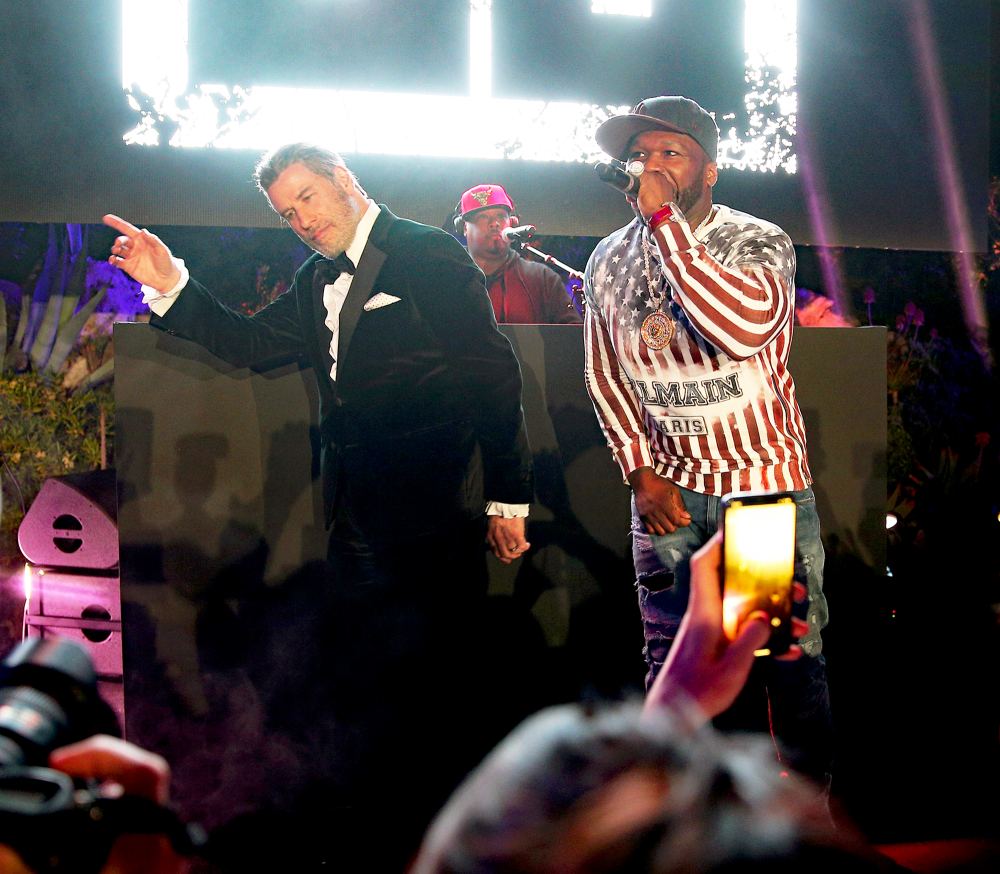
[789,488,829,656]
[632,507,705,690]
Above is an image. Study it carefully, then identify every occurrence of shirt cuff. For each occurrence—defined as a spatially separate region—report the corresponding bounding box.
[614,441,655,483]
[486,501,529,518]
[142,259,189,317]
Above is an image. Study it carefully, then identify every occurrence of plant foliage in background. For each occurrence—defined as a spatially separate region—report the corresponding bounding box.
[886,298,992,475]
[0,223,133,385]
[0,376,114,560]
[881,294,997,596]
[1,224,129,562]
[867,174,999,569]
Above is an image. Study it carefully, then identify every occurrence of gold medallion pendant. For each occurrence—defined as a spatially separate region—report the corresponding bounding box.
[640,311,674,349]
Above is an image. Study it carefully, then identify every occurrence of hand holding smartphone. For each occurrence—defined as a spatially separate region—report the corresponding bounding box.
[720,491,796,657]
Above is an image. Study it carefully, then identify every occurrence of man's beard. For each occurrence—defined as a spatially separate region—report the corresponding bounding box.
[483,236,508,258]
[311,186,361,258]
[676,178,705,215]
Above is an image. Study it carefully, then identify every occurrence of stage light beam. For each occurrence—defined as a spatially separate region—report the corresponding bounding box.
[908,0,990,362]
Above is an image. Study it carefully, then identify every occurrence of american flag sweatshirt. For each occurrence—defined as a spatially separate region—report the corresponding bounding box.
[583,203,812,497]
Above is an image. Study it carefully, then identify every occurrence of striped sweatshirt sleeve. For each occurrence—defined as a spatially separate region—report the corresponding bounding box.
[583,290,654,481]
[650,219,794,361]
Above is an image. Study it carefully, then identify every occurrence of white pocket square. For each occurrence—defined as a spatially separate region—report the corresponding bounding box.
[363,292,401,311]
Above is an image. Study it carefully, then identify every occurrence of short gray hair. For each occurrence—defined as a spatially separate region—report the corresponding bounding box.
[254,143,365,195]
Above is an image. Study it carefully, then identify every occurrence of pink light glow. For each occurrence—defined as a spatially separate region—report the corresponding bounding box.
[795,116,848,317]
[909,0,990,364]
[22,564,32,604]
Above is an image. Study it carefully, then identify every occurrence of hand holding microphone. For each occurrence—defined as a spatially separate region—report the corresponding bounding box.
[595,160,680,221]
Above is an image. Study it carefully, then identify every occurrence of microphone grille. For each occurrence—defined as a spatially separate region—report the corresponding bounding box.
[594,162,621,182]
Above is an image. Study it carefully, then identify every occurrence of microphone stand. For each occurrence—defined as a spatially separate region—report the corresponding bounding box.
[508,237,585,314]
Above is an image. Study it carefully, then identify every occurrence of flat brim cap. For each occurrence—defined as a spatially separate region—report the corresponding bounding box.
[596,96,719,162]
[460,183,515,218]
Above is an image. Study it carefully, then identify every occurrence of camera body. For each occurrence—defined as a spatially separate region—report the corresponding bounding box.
[719,491,796,657]
[0,638,204,872]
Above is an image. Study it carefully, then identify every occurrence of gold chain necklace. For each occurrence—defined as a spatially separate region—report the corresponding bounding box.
[639,237,674,350]
[637,208,713,349]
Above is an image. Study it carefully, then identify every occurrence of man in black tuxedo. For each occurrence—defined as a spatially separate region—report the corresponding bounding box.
[104,143,535,867]
[105,144,533,564]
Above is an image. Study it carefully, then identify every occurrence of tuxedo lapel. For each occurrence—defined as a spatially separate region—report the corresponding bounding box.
[336,207,395,371]
[337,245,385,370]
[305,256,337,385]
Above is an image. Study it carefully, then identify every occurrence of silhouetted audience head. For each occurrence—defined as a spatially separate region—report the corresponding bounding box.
[413,700,888,874]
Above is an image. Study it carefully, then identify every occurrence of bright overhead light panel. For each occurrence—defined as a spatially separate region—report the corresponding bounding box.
[121,0,797,173]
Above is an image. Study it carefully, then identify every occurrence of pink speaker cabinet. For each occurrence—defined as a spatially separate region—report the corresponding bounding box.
[17,470,118,571]
[18,470,124,727]
[21,569,124,727]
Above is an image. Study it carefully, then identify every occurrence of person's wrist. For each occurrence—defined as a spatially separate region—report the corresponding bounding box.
[165,257,186,291]
[627,466,657,488]
[646,202,685,233]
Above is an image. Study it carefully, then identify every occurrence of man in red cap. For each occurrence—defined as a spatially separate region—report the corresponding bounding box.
[582,96,832,788]
[457,183,581,325]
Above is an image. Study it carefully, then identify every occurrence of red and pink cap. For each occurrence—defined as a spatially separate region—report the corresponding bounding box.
[459,184,515,218]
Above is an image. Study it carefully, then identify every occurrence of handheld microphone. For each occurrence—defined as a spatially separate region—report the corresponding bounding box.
[501,224,537,243]
[594,161,644,196]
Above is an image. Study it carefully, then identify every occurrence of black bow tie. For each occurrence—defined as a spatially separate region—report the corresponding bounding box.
[331,252,355,276]
[333,253,356,275]
[316,253,355,284]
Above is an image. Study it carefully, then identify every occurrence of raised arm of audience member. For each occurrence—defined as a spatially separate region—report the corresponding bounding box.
[644,531,807,722]
[411,530,842,874]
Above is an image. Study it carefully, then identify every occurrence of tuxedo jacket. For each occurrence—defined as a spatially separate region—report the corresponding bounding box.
[152,207,534,544]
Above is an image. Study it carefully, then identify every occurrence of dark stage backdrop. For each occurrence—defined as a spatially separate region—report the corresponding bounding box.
[0,1,990,251]
[113,322,886,847]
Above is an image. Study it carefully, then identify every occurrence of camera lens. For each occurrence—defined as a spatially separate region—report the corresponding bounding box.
[0,638,120,767]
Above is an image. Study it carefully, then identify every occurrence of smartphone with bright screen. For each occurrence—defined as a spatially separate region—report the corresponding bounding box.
[720,492,796,657]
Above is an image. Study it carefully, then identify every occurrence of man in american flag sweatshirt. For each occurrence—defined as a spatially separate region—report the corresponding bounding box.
[583,96,832,785]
